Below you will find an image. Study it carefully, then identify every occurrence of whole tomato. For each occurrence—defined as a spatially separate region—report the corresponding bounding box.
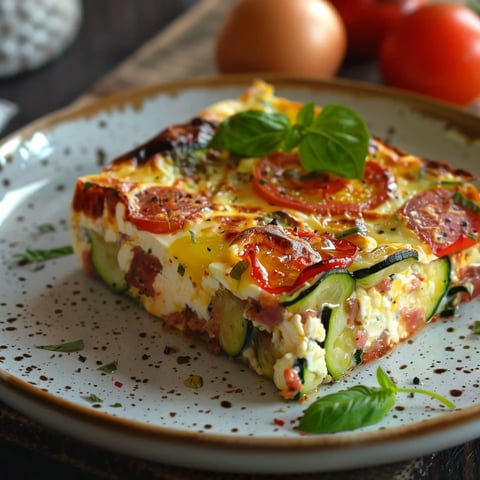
[329,0,429,59]
[379,3,480,106]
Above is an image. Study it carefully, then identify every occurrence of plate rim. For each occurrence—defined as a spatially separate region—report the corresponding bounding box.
[1,74,480,473]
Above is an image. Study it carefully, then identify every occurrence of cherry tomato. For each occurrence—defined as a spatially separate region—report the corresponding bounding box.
[252,152,395,217]
[234,224,358,294]
[215,0,347,77]
[400,187,480,257]
[330,0,429,59]
[379,3,480,106]
[127,186,210,234]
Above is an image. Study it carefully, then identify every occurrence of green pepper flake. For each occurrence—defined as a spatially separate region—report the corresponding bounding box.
[97,360,118,374]
[473,321,480,334]
[184,374,204,389]
[109,402,122,408]
[189,230,197,243]
[36,339,85,352]
[230,259,249,280]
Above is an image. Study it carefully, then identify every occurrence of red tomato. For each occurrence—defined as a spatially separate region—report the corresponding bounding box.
[379,3,480,106]
[400,187,480,257]
[127,186,210,234]
[234,224,358,294]
[330,0,429,59]
[252,153,395,217]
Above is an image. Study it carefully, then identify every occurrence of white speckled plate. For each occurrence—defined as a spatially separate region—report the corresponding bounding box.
[1,76,480,474]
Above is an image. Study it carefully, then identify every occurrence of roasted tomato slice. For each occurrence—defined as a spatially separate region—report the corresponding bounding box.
[401,187,480,257]
[252,152,394,216]
[232,223,358,294]
[128,186,210,234]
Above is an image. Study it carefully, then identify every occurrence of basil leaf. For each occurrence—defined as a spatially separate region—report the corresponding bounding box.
[300,104,369,179]
[208,110,290,157]
[298,385,396,434]
[230,259,249,280]
[376,366,396,391]
[296,102,315,128]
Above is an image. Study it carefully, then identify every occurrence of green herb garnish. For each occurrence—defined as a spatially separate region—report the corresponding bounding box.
[473,320,480,334]
[97,360,118,374]
[36,223,56,234]
[89,393,103,403]
[15,245,74,265]
[177,263,186,276]
[208,103,370,179]
[36,339,85,352]
[335,226,362,239]
[298,367,455,434]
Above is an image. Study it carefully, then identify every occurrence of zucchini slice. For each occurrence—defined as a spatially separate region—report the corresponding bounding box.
[281,270,356,381]
[88,230,127,292]
[352,248,419,289]
[293,358,318,396]
[322,304,359,381]
[420,256,451,321]
[212,289,253,357]
[281,269,355,313]
[253,328,276,377]
[439,282,474,317]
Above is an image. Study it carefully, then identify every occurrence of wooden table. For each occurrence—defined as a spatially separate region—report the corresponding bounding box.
[0,1,479,478]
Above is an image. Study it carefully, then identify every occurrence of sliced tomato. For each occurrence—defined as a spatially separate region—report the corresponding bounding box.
[401,187,480,257]
[252,152,394,216]
[127,186,210,234]
[233,224,358,294]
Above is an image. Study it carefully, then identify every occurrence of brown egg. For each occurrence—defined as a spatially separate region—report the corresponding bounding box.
[215,0,347,77]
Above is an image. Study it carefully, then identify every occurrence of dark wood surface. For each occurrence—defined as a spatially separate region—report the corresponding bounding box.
[0,1,479,479]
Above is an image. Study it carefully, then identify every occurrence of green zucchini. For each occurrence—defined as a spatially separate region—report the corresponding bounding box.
[253,328,276,377]
[293,358,318,396]
[212,289,253,357]
[420,256,451,321]
[281,270,356,382]
[439,282,474,317]
[322,304,359,381]
[352,248,419,289]
[88,229,127,291]
[281,269,356,313]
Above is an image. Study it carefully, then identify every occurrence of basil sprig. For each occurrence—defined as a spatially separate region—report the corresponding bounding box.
[298,367,455,434]
[208,103,370,179]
